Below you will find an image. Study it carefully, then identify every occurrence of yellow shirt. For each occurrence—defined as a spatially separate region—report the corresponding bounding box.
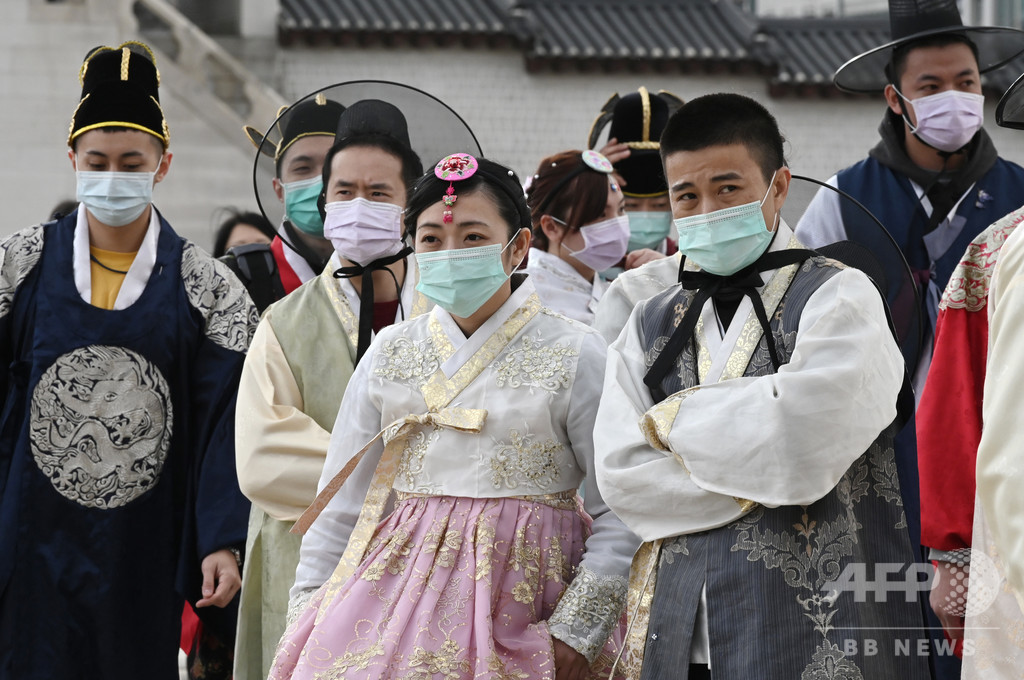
[89,246,138,310]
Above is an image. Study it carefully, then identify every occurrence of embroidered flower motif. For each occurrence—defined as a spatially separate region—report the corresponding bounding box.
[490,429,563,491]
[374,336,440,386]
[494,334,578,393]
[548,565,629,664]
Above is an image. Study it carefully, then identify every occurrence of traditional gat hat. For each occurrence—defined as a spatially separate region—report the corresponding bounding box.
[69,41,169,148]
[587,87,684,197]
[834,0,1024,94]
[997,72,1024,129]
[244,93,345,169]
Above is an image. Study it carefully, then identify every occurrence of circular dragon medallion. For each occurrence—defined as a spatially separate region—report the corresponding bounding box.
[29,345,173,509]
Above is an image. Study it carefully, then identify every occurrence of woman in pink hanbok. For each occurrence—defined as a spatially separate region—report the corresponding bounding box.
[271,154,639,680]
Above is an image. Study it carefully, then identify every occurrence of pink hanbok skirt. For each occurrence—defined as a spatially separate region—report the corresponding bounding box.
[270,493,623,679]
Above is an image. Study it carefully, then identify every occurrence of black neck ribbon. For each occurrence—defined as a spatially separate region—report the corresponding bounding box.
[333,246,413,362]
[643,248,816,403]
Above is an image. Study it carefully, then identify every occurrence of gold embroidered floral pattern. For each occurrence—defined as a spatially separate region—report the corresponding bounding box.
[404,638,471,680]
[494,334,578,393]
[490,429,563,491]
[548,565,629,664]
[374,336,440,386]
[941,207,1024,312]
[397,426,440,491]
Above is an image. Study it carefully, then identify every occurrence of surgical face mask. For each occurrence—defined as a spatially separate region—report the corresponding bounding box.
[76,170,155,227]
[415,231,524,318]
[323,198,405,265]
[627,211,673,251]
[559,215,630,272]
[897,88,985,153]
[283,176,325,236]
[673,172,777,276]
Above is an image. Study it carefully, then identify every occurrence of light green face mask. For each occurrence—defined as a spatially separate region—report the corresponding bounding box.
[283,176,325,236]
[415,230,524,318]
[626,211,673,251]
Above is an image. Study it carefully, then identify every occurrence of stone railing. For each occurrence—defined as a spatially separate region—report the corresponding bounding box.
[115,0,286,152]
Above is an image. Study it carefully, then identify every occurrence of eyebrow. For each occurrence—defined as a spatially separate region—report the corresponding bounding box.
[670,171,743,192]
[417,220,492,230]
[84,150,146,159]
[332,179,395,190]
[916,69,976,82]
[286,154,316,167]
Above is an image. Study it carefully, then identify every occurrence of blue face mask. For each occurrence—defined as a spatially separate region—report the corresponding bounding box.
[76,170,155,227]
[415,232,523,319]
[627,211,673,251]
[673,172,777,276]
[283,177,325,236]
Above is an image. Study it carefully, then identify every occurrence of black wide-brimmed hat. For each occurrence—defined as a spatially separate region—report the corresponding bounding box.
[252,81,482,228]
[996,72,1024,129]
[588,87,684,197]
[68,41,169,148]
[244,93,345,169]
[833,0,1024,94]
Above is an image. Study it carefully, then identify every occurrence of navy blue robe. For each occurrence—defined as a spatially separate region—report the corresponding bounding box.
[0,211,257,679]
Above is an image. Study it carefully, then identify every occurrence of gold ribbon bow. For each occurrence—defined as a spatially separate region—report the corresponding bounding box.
[293,406,487,624]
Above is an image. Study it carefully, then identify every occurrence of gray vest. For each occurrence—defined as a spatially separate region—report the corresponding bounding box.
[638,256,929,680]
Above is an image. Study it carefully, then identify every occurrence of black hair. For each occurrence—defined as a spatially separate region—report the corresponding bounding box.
[322,134,423,197]
[213,208,276,257]
[660,93,786,183]
[525,150,610,251]
[50,199,79,221]
[404,156,531,239]
[886,33,980,89]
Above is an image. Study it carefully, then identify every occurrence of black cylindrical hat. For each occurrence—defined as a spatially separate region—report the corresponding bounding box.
[69,41,168,148]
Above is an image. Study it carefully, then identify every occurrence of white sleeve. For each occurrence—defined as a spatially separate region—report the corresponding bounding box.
[657,268,903,506]
[548,330,641,663]
[290,345,384,598]
[794,175,847,248]
[977,227,1024,604]
[593,277,638,345]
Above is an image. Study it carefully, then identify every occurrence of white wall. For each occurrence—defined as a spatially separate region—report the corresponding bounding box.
[1,0,257,250]
[273,45,1024,188]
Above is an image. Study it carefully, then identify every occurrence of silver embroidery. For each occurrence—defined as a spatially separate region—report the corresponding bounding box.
[180,241,258,353]
[494,334,578,393]
[29,345,173,509]
[548,565,628,664]
[0,225,45,319]
[490,429,563,491]
[374,336,440,387]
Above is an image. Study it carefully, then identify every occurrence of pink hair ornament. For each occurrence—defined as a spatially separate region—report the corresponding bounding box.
[434,152,479,223]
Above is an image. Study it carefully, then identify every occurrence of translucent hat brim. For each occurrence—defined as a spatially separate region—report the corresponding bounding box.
[782,174,922,428]
[253,80,483,228]
[833,26,1024,94]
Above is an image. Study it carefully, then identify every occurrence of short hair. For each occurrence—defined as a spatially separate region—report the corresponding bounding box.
[886,34,980,88]
[659,93,786,183]
[213,208,275,257]
[404,156,531,240]
[321,134,423,198]
[525,150,610,251]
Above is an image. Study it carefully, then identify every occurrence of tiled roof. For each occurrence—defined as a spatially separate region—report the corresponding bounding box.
[279,0,514,45]
[517,0,761,72]
[276,0,1024,98]
[756,16,890,96]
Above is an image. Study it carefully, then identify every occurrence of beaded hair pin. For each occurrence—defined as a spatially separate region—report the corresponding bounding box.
[434,153,479,223]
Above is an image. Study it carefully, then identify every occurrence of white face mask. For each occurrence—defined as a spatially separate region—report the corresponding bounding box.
[323,197,405,265]
[76,170,156,227]
[896,88,985,153]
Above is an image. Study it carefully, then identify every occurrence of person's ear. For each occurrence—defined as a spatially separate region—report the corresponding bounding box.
[68,148,77,171]
[884,83,904,117]
[272,177,285,203]
[153,151,173,185]
[540,214,567,246]
[511,227,532,269]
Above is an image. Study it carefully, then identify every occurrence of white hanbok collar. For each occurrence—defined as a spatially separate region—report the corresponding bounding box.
[699,219,798,382]
[434,276,537,378]
[278,221,318,284]
[73,203,160,310]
